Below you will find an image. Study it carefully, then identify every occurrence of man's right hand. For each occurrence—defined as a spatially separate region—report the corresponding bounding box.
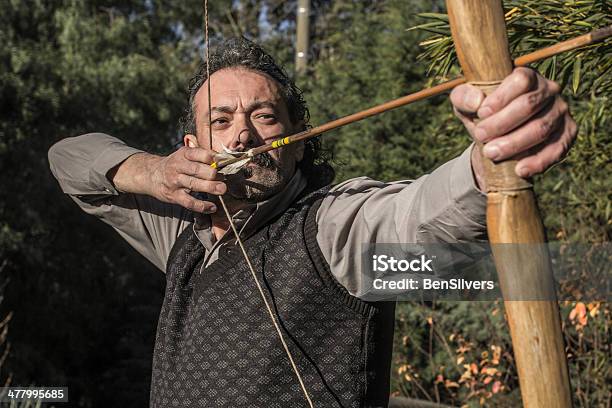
[109,147,226,213]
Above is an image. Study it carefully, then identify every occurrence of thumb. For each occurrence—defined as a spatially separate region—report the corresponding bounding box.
[450,84,485,115]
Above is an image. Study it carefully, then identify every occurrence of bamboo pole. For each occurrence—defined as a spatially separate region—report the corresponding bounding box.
[295,0,310,75]
[211,25,610,170]
[445,1,572,407]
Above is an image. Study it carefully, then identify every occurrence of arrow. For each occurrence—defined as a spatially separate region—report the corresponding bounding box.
[211,25,611,173]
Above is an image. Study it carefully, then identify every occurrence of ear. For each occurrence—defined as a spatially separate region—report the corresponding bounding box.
[184,134,199,148]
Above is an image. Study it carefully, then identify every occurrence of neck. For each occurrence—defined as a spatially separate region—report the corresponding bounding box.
[209,195,250,241]
[210,215,230,241]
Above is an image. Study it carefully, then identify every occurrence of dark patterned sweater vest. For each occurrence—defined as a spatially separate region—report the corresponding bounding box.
[150,186,395,408]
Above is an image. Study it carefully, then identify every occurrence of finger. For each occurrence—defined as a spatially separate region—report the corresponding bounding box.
[177,174,227,195]
[450,84,486,115]
[474,86,557,143]
[179,160,221,181]
[176,190,217,214]
[453,106,478,136]
[477,67,540,119]
[514,117,576,178]
[482,98,568,161]
[182,146,216,164]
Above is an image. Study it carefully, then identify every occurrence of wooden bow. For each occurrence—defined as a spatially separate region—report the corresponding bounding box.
[445,1,573,407]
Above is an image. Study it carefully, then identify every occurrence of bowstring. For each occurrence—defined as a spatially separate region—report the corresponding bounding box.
[203,2,313,407]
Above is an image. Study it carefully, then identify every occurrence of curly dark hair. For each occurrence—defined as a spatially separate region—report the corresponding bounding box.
[181,37,334,189]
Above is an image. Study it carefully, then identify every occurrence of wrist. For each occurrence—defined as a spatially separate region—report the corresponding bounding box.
[470,144,487,192]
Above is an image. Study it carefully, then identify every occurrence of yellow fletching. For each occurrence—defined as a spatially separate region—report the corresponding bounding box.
[210,162,218,169]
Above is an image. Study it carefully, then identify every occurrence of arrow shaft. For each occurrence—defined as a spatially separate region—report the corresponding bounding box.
[213,25,610,170]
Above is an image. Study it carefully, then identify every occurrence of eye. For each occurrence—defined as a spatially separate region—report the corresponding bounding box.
[211,117,230,128]
[255,113,277,124]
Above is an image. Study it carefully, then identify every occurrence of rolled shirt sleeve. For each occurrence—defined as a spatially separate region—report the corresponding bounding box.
[316,145,487,295]
[48,133,191,271]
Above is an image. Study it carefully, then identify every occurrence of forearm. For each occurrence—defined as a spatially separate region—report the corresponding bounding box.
[108,152,162,196]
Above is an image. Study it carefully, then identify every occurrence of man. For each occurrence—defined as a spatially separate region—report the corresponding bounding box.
[48,38,576,407]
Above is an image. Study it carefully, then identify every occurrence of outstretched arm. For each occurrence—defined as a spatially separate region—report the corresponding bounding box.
[316,67,577,296]
[316,145,487,295]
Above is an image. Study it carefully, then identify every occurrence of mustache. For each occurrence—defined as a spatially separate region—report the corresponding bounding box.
[251,152,276,168]
[236,152,277,178]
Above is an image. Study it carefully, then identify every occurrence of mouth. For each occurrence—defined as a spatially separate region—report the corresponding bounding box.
[251,152,275,168]
[241,166,254,178]
[233,155,276,179]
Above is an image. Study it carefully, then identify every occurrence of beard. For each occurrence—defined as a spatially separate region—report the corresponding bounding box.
[223,152,293,204]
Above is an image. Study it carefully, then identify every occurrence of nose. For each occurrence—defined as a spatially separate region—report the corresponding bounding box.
[228,114,256,151]
[228,129,254,151]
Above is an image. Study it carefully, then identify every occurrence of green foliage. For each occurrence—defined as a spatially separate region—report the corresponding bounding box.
[0,1,204,405]
[303,0,462,183]
[394,300,611,407]
[0,1,320,405]
[409,0,611,242]
[387,2,611,407]
[1,0,609,406]
[393,301,521,407]
[411,0,611,93]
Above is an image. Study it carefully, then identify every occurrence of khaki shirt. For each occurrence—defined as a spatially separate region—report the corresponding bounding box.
[48,133,486,296]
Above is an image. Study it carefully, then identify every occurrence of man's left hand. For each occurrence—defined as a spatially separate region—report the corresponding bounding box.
[450,67,577,190]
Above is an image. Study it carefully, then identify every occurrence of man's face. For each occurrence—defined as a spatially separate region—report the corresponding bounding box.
[187,67,304,203]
